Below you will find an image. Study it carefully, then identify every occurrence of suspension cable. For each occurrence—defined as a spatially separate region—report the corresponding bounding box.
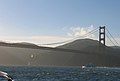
[106,33,116,46]
[106,28,119,45]
[38,27,98,45]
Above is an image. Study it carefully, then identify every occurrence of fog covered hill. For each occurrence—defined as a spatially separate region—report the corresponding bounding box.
[0,39,119,67]
[57,39,120,55]
[0,41,40,48]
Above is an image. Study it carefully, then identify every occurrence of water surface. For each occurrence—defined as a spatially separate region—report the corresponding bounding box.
[0,66,120,81]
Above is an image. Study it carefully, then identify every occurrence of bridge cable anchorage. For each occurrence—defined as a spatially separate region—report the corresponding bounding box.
[38,27,98,46]
[106,28,119,46]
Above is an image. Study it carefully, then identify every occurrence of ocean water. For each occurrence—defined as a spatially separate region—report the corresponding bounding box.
[0,66,120,81]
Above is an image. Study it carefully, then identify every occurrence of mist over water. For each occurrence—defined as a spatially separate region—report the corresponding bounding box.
[0,66,120,81]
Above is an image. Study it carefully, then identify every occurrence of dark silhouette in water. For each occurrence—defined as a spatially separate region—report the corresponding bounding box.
[0,71,13,81]
[8,79,12,81]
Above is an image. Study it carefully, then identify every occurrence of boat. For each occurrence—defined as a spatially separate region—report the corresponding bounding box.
[82,63,96,69]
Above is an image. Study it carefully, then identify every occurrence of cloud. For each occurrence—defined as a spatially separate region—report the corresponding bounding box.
[67,25,98,39]
[29,36,71,44]
[0,25,98,47]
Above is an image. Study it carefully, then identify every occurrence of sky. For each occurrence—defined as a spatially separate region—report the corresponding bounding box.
[0,0,120,46]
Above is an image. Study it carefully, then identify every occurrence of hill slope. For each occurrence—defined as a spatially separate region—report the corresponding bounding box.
[57,39,119,55]
[0,39,119,67]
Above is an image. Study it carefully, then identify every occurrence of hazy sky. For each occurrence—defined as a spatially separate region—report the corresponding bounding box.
[0,0,120,45]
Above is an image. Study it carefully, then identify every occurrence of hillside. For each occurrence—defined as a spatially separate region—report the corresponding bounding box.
[0,39,119,67]
[58,39,103,50]
[0,41,40,48]
[57,39,120,55]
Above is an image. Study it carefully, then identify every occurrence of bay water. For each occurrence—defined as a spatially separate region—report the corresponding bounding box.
[0,66,120,81]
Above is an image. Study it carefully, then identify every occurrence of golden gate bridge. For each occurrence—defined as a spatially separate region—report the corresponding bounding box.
[38,26,120,47]
[0,26,119,54]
